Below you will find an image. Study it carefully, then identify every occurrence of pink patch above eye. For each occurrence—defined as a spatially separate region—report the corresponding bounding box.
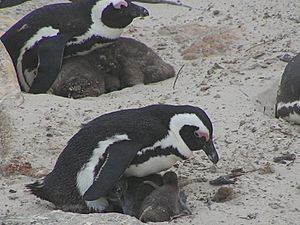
[112,0,128,9]
[194,130,209,142]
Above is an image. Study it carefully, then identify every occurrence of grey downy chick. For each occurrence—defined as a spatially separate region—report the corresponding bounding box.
[113,174,163,216]
[138,171,191,222]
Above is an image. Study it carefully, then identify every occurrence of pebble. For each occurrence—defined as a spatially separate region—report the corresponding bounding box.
[212,187,234,202]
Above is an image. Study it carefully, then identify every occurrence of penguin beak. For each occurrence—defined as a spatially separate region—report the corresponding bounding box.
[126,2,149,18]
[203,140,219,164]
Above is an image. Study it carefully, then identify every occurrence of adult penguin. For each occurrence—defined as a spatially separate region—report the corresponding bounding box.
[26,104,219,213]
[276,53,300,124]
[1,0,148,93]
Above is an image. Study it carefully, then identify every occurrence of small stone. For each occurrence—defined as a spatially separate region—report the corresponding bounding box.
[252,51,265,59]
[200,86,210,91]
[9,189,17,193]
[277,53,294,62]
[212,187,233,202]
[259,162,275,174]
[213,10,220,15]
[239,120,246,127]
[268,202,283,209]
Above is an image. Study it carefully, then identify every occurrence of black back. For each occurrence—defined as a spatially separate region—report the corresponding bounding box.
[277,53,300,103]
[1,2,88,66]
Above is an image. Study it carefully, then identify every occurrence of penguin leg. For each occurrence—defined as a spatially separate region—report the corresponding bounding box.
[83,141,142,201]
[29,34,71,94]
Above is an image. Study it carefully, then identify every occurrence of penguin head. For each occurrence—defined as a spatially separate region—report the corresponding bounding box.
[168,106,219,164]
[94,0,149,29]
[162,171,179,187]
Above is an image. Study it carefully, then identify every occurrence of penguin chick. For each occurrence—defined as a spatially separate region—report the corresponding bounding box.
[113,174,164,216]
[26,104,218,213]
[138,171,191,222]
[50,37,175,99]
[1,0,148,93]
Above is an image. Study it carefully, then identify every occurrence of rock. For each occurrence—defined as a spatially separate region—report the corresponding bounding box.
[259,162,275,174]
[51,38,175,98]
[273,153,296,164]
[0,110,12,161]
[212,187,233,202]
[277,53,294,62]
[0,41,22,109]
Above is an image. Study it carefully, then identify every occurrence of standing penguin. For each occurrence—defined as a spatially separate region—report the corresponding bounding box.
[276,53,300,124]
[26,104,219,213]
[1,0,148,93]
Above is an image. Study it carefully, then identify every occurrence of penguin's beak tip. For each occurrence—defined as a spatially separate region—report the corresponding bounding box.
[140,8,149,17]
[130,5,149,18]
[204,141,219,164]
[208,153,219,164]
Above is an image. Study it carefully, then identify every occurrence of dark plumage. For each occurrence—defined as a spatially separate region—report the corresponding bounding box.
[138,171,191,222]
[26,104,218,213]
[50,37,175,99]
[276,53,300,124]
[1,0,148,93]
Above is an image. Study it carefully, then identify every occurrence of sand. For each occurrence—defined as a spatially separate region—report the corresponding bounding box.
[0,0,300,224]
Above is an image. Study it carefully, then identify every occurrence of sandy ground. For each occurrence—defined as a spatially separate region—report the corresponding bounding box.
[1,0,300,224]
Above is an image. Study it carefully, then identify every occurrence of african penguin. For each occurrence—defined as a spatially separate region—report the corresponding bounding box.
[26,104,219,213]
[0,0,30,8]
[276,53,300,124]
[1,0,149,94]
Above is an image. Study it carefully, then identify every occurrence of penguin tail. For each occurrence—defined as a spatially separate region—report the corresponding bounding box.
[26,177,51,202]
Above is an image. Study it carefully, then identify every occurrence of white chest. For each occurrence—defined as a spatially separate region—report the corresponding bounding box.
[124,154,181,177]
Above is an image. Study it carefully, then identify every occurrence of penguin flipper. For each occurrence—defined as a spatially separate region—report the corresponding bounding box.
[83,140,142,201]
[29,34,71,94]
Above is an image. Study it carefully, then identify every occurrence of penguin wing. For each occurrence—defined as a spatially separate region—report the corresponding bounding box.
[29,33,73,93]
[83,140,143,201]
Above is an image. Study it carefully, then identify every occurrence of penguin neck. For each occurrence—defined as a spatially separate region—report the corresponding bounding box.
[90,0,124,40]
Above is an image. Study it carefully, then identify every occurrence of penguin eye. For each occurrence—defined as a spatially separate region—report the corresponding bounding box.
[194,130,209,142]
[194,131,200,137]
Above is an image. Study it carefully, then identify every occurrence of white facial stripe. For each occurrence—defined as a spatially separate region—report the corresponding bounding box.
[170,113,210,139]
[137,128,192,159]
[17,26,59,91]
[133,113,209,173]
[277,100,300,124]
[67,0,124,47]
[125,154,180,177]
